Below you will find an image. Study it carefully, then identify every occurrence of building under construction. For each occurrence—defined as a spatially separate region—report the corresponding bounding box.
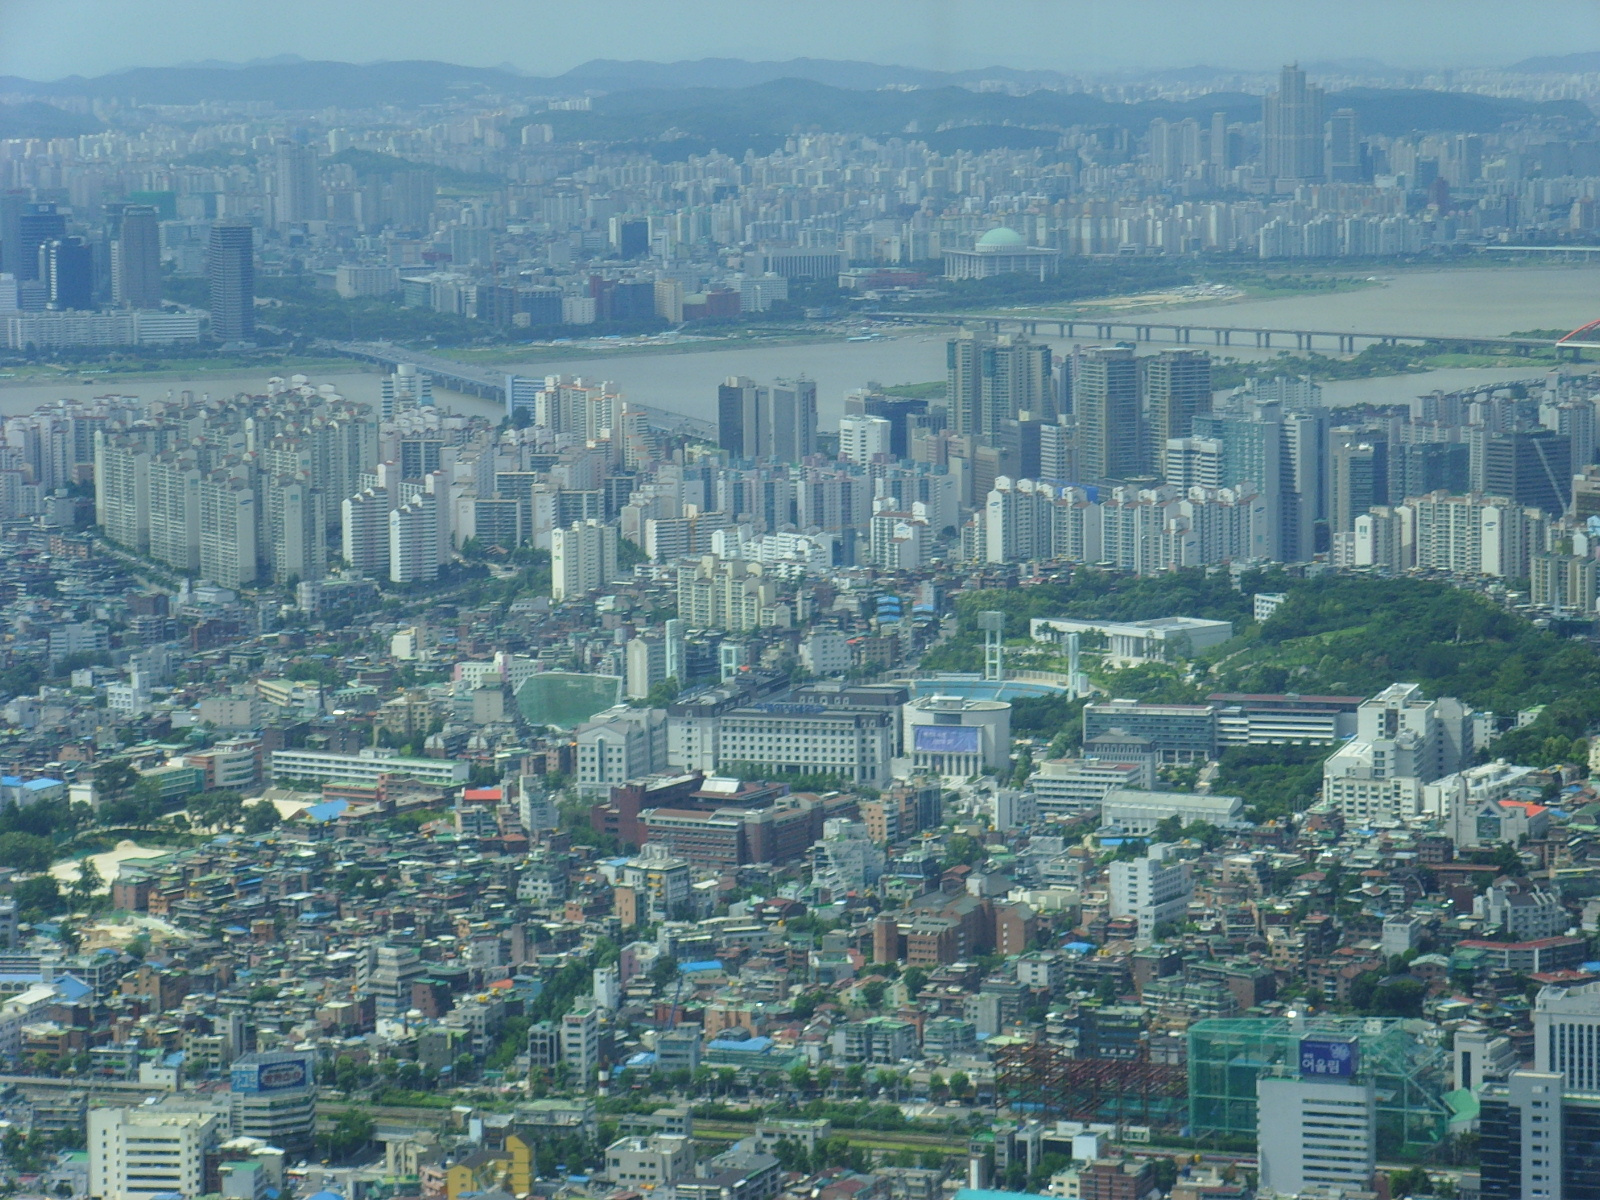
[993,1038,1188,1129]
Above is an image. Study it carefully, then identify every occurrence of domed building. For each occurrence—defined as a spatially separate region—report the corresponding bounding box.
[943,225,1062,281]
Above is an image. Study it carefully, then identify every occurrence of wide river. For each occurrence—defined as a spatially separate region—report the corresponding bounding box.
[3,265,1597,425]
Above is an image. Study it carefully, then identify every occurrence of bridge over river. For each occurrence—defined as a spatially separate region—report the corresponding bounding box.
[320,340,718,439]
[875,312,1580,358]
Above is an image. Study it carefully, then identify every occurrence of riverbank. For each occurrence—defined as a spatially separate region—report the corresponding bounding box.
[0,355,361,387]
[0,265,1595,425]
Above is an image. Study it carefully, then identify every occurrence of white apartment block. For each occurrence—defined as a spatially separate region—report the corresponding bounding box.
[147,452,201,573]
[1478,882,1568,941]
[1109,843,1192,937]
[90,1107,221,1200]
[1407,491,1548,580]
[1256,1075,1376,1197]
[343,488,391,574]
[389,491,440,583]
[1535,982,1600,1091]
[800,630,852,676]
[868,508,930,569]
[562,1003,600,1083]
[269,748,468,787]
[552,518,619,601]
[198,473,257,589]
[1327,684,1475,824]
[839,414,891,465]
[1322,753,1425,825]
[676,557,778,631]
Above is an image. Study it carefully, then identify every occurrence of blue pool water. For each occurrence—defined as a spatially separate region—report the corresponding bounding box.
[910,675,1067,701]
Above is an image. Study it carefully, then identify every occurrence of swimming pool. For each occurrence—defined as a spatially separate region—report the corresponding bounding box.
[910,674,1068,701]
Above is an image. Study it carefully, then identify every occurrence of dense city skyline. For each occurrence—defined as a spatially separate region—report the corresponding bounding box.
[2,4,1600,1199]
[3,0,1600,80]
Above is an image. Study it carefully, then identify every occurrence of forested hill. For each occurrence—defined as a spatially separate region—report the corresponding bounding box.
[931,569,1600,770]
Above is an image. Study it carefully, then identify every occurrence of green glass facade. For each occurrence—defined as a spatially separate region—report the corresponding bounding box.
[1186,1017,1452,1158]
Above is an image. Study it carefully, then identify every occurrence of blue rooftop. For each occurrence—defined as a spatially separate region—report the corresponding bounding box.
[304,800,348,823]
[708,1035,772,1052]
[680,960,723,973]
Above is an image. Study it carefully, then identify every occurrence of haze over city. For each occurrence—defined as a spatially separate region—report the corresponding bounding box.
[2,6,1600,1200]
[2,0,1599,78]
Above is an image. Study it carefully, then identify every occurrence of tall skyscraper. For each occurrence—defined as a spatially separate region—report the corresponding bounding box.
[1484,429,1572,516]
[946,331,984,439]
[1208,111,1233,171]
[609,216,649,258]
[390,169,436,233]
[1282,409,1329,558]
[1326,107,1362,182]
[13,203,65,282]
[718,376,761,458]
[1400,441,1470,500]
[113,205,162,309]
[946,331,1053,440]
[1074,346,1141,483]
[1193,410,1286,559]
[764,377,817,462]
[40,237,93,310]
[0,191,29,277]
[1329,434,1386,533]
[207,221,255,343]
[274,141,321,225]
[1144,349,1212,470]
[1262,64,1325,183]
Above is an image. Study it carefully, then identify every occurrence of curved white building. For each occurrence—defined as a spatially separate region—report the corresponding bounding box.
[903,693,1011,776]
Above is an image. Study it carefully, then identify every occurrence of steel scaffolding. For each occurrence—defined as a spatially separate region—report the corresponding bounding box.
[994,1040,1188,1128]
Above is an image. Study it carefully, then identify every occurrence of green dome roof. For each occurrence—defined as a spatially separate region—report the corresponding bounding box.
[976,226,1026,249]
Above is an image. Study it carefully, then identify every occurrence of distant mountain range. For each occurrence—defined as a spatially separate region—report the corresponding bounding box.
[1510,52,1600,73]
[0,57,1590,148]
[544,78,1588,158]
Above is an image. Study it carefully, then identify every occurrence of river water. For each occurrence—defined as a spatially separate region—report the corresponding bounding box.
[2,266,1596,425]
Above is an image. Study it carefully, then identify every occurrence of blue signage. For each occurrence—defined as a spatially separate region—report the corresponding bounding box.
[231,1052,313,1093]
[1299,1036,1358,1078]
[914,725,980,754]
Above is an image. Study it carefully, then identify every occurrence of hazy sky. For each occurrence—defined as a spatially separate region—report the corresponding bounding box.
[2,0,1598,80]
